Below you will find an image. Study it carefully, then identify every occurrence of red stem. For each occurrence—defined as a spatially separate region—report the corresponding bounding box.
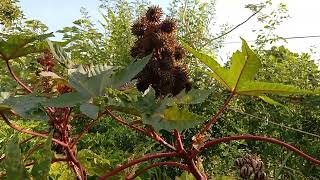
[98,152,179,180]
[174,130,185,152]
[0,113,68,148]
[106,109,176,151]
[125,161,189,180]
[70,109,109,148]
[5,60,32,93]
[174,130,206,180]
[194,93,234,141]
[194,134,320,166]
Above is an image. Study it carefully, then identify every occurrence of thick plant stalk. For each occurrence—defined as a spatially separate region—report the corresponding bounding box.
[174,130,207,180]
[0,113,68,147]
[5,60,33,93]
[194,134,320,166]
[98,152,179,180]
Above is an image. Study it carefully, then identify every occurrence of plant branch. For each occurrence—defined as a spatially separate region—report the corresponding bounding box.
[70,109,110,148]
[106,109,176,151]
[125,161,189,180]
[98,152,179,180]
[196,134,320,166]
[174,130,185,152]
[5,60,32,93]
[0,112,68,148]
[195,93,234,141]
[203,7,263,47]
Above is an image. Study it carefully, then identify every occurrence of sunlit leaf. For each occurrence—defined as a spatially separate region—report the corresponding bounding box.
[107,54,151,89]
[183,39,317,103]
[0,33,53,60]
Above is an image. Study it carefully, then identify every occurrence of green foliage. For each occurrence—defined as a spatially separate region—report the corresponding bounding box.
[4,135,29,180]
[0,33,53,60]
[30,133,53,180]
[0,0,22,27]
[174,89,212,105]
[4,94,48,120]
[78,149,111,176]
[183,39,316,97]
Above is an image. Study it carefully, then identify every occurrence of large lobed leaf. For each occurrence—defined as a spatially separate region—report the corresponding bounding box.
[183,39,317,98]
[0,33,53,60]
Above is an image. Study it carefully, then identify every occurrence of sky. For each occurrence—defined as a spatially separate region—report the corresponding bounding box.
[19,0,320,62]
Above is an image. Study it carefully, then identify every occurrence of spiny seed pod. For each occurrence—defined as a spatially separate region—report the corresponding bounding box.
[161,18,177,33]
[131,17,147,36]
[254,171,267,180]
[131,5,191,97]
[136,79,150,92]
[252,160,264,172]
[240,164,254,179]
[146,5,163,22]
[174,46,186,60]
[235,158,246,167]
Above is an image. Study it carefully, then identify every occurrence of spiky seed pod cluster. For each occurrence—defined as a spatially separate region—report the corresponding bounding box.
[37,51,55,72]
[131,5,190,97]
[235,154,267,180]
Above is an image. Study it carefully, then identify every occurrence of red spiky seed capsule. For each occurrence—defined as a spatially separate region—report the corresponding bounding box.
[161,18,177,33]
[174,46,186,60]
[146,6,163,22]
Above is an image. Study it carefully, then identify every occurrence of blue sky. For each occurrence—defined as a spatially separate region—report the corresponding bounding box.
[20,0,170,32]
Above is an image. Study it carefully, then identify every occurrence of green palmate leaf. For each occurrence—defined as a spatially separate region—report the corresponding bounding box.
[68,55,150,99]
[182,41,229,89]
[5,135,29,180]
[31,132,54,180]
[47,40,73,68]
[4,95,48,120]
[174,88,212,104]
[69,68,114,98]
[0,33,53,60]
[183,39,317,99]
[80,103,99,119]
[236,81,314,96]
[145,104,206,132]
[42,92,89,108]
[108,54,152,89]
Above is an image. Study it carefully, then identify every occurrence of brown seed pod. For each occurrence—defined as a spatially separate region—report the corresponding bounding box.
[136,79,150,92]
[252,160,264,172]
[146,5,163,22]
[131,17,147,36]
[240,164,254,179]
[174,45,186,61]
[161,18,177,33]
[235,158,246,168]
[254,171,267,180]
